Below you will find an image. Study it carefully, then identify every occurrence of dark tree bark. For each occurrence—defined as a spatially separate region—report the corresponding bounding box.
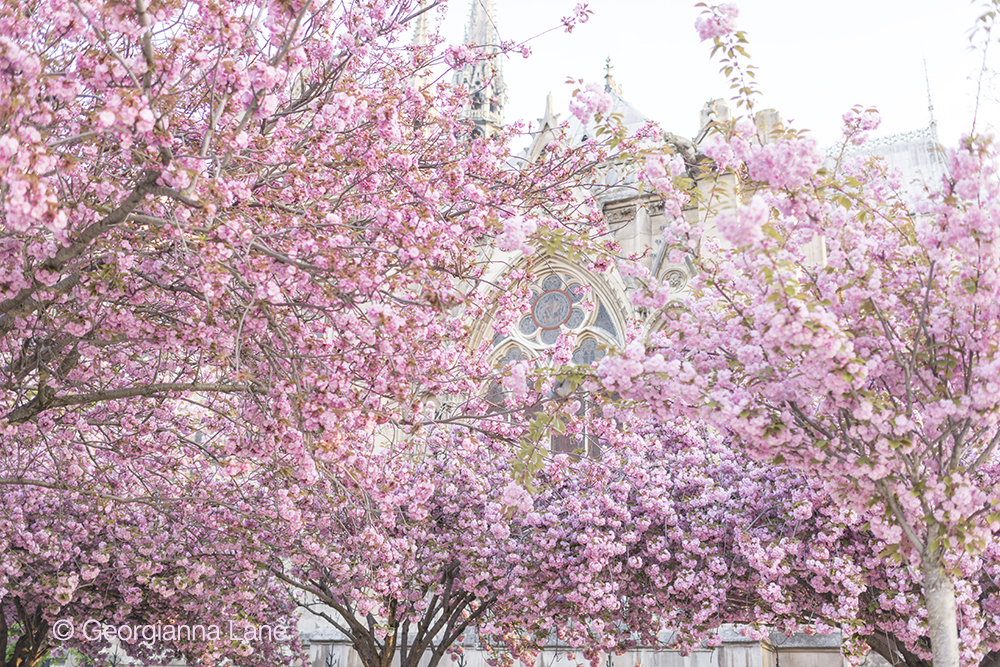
[279,564,499,667]
[2,599,50,667]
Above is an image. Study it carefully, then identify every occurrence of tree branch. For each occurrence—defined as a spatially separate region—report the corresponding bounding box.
[0,172,159,317]
[5,382,250,424]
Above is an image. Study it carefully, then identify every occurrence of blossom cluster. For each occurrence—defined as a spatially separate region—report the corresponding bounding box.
[568,82,613,124]
[694,4,739,41]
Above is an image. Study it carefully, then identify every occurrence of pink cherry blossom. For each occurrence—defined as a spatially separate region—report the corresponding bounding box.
[715,195,769,247]
[568,82,612,123]
[694,4,739,41]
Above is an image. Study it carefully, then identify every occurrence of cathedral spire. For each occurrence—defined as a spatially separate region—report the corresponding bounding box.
[453,0,506,137]
[604,57,622,96]
[409,1,432,88]
[924,57,939,144]
[411,1,430,48]
[923,57,947,172]
[463,0,497,48]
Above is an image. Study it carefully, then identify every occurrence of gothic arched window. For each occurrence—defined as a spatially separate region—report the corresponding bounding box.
[492,271,620,365]
[486,269,625,458]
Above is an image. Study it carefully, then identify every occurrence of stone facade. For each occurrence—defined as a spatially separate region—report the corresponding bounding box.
[299,621,876,667]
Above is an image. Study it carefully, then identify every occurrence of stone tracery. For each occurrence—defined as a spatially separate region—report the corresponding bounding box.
[489,267,624,367]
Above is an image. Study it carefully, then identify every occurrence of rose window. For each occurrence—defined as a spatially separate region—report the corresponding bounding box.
[517,274,587,346]
[493,272,620,367]
[532,290,573,329]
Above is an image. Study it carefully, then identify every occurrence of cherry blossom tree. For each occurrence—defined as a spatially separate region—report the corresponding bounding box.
[1,0,617,664]
[261,386,652,667]
[524,418,1000,666]
[267,430,527,667]
[597,4,1000,666]
[1,479,302,667]
[0,0,606,496]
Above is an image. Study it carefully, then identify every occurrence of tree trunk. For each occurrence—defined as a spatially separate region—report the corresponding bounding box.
[866,633,931,667]
[980,650,1000,667]
[922,549,960,667]
[2,601,51,667]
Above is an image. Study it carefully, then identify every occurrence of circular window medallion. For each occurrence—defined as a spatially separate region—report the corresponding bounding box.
[532,290,573,329]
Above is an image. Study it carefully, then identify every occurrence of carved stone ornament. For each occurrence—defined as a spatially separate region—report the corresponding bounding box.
[664,269,687,292]
[604,205,636,224]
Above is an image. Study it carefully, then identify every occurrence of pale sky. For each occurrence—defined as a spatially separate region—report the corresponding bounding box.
[435,0,999,150]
